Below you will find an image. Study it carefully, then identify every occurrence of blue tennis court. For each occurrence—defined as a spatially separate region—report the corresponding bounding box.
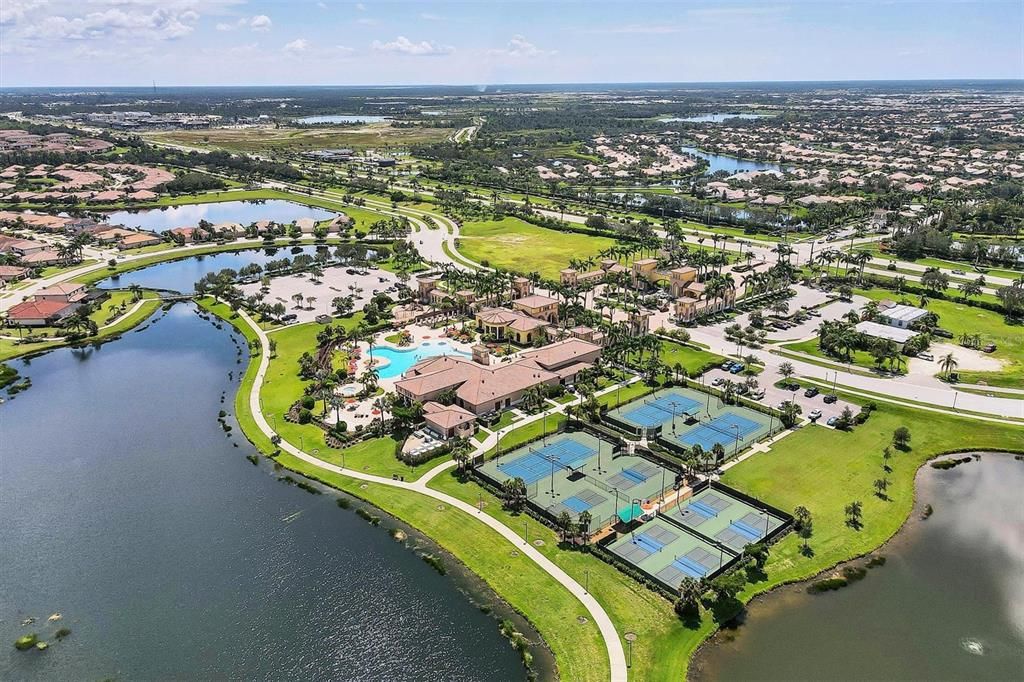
[634,533,664,553]
[619,391,702,428]
[496,436,597,484]
[675,411,765,451]
[690,500,719,518]
[731,520,762,542]
[562,496,591,513]
[672,555,709,578]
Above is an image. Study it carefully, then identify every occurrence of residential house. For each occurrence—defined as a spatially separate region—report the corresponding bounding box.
[35,282,87,303]
[511,294,559,323]
[6,299,79,326]
[422,401,477,440]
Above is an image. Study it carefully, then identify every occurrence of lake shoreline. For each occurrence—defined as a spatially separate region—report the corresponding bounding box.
[688,451,1022,680]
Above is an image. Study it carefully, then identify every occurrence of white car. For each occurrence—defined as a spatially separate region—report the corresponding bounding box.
[809,409,823,420]
[711,377,724,386]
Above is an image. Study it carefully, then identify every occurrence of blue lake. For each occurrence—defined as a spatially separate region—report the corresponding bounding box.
[665,113,764,123]
[680,146,783,175]
[101,246,325,293]
[105,200,335,232]
[0,305,527,680]
[295,115,387,124]
[375,341,471,379]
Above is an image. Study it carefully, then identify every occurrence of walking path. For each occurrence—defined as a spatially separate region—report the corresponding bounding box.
[238,308,629,682]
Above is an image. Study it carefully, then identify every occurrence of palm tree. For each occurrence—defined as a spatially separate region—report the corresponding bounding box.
[939,352,958,379]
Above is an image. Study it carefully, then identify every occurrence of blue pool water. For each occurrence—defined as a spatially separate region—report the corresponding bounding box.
[374,341,470,379]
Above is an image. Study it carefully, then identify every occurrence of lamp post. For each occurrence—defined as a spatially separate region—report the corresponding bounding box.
[624,632,637,668]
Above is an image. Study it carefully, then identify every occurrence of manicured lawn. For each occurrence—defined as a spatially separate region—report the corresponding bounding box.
[597,380,657,409]
[457,217,616,279]
[723,403,1024,596]
[781,337,897,375]
[630,339,724,377]
[486,413,567,458]
[855,288,1024,387]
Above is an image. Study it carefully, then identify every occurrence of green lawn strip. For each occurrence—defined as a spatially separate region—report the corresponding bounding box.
[793,375,1024,424]
[273,454,610,682]
[38,259,99,278]
[723,404,1024,600]
[854,287,1024,388]
[780,338,897,375]
[441,240,481,269]
[770,346,878,378]
[457,217,616,279]
[485,414,568,458]
[429,472,706,682]
[632,339,725,377]
[854,244,1024,281]
[0,293,161,362]
[596,380,658,410]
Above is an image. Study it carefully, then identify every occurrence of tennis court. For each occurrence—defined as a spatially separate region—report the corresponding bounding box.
[611,389,704,430]
[608,516,735,590]
[479,430,678,530]
[663,487,785,552]
[671,408,771,455]
[493,434,599,485]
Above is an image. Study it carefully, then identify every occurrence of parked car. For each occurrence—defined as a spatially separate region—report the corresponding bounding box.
[917,352,934,361]
[729,364,744,374]
[983,344,997,353]
[804,387,819,398]
[720,361,734,370]
[711,377,724,387]
[750,389,766,400]
[823,394,838,404]
[809,409,823,420]
[952,269,966,275]
[826,416,839,427]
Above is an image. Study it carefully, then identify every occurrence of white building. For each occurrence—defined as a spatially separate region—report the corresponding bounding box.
[877,304,929,329]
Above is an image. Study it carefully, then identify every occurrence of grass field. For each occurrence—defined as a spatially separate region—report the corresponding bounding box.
[855,287,1024,387]
[631,339,725,377]
[457,217,617,279]
[147,122,454,153]
[723,401,1024,595]
[780,337,897,375]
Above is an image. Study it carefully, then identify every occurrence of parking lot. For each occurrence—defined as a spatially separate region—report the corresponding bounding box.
[702,367,858,427]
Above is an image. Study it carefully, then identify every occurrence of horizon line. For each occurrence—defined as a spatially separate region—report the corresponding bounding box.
[2,77,1023,91]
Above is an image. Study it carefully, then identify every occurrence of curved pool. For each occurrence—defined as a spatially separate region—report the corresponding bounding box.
[374,341,470,379]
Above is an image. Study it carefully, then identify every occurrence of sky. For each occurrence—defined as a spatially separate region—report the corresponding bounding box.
[1,0,1022,87]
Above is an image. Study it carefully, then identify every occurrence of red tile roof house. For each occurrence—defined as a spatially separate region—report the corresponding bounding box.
[35,282,87,303]
[395,339,601,415]
[0,265,30,283]
[117,232,163,250]
[6,299,79,327]
[421,401,478,440]
[19,249,62,266]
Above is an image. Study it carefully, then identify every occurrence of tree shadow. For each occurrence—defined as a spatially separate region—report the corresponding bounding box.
[800,544,815,558]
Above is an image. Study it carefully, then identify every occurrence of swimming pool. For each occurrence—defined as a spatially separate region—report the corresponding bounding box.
[373,342,470,379]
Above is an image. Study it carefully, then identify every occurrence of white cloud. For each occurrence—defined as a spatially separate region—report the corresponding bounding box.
[371,35,454,57]
[317,1,327,7]
[215,22,232,31]
[283,38,309,54]
[249,14,271,31]
[354,2,366,10]
[419,12,441,21]
[489,35,555,59]
[1,1,51,27]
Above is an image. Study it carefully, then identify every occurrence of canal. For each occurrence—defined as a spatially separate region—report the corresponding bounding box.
[0,304,529,680]
[692,453,1024,681]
